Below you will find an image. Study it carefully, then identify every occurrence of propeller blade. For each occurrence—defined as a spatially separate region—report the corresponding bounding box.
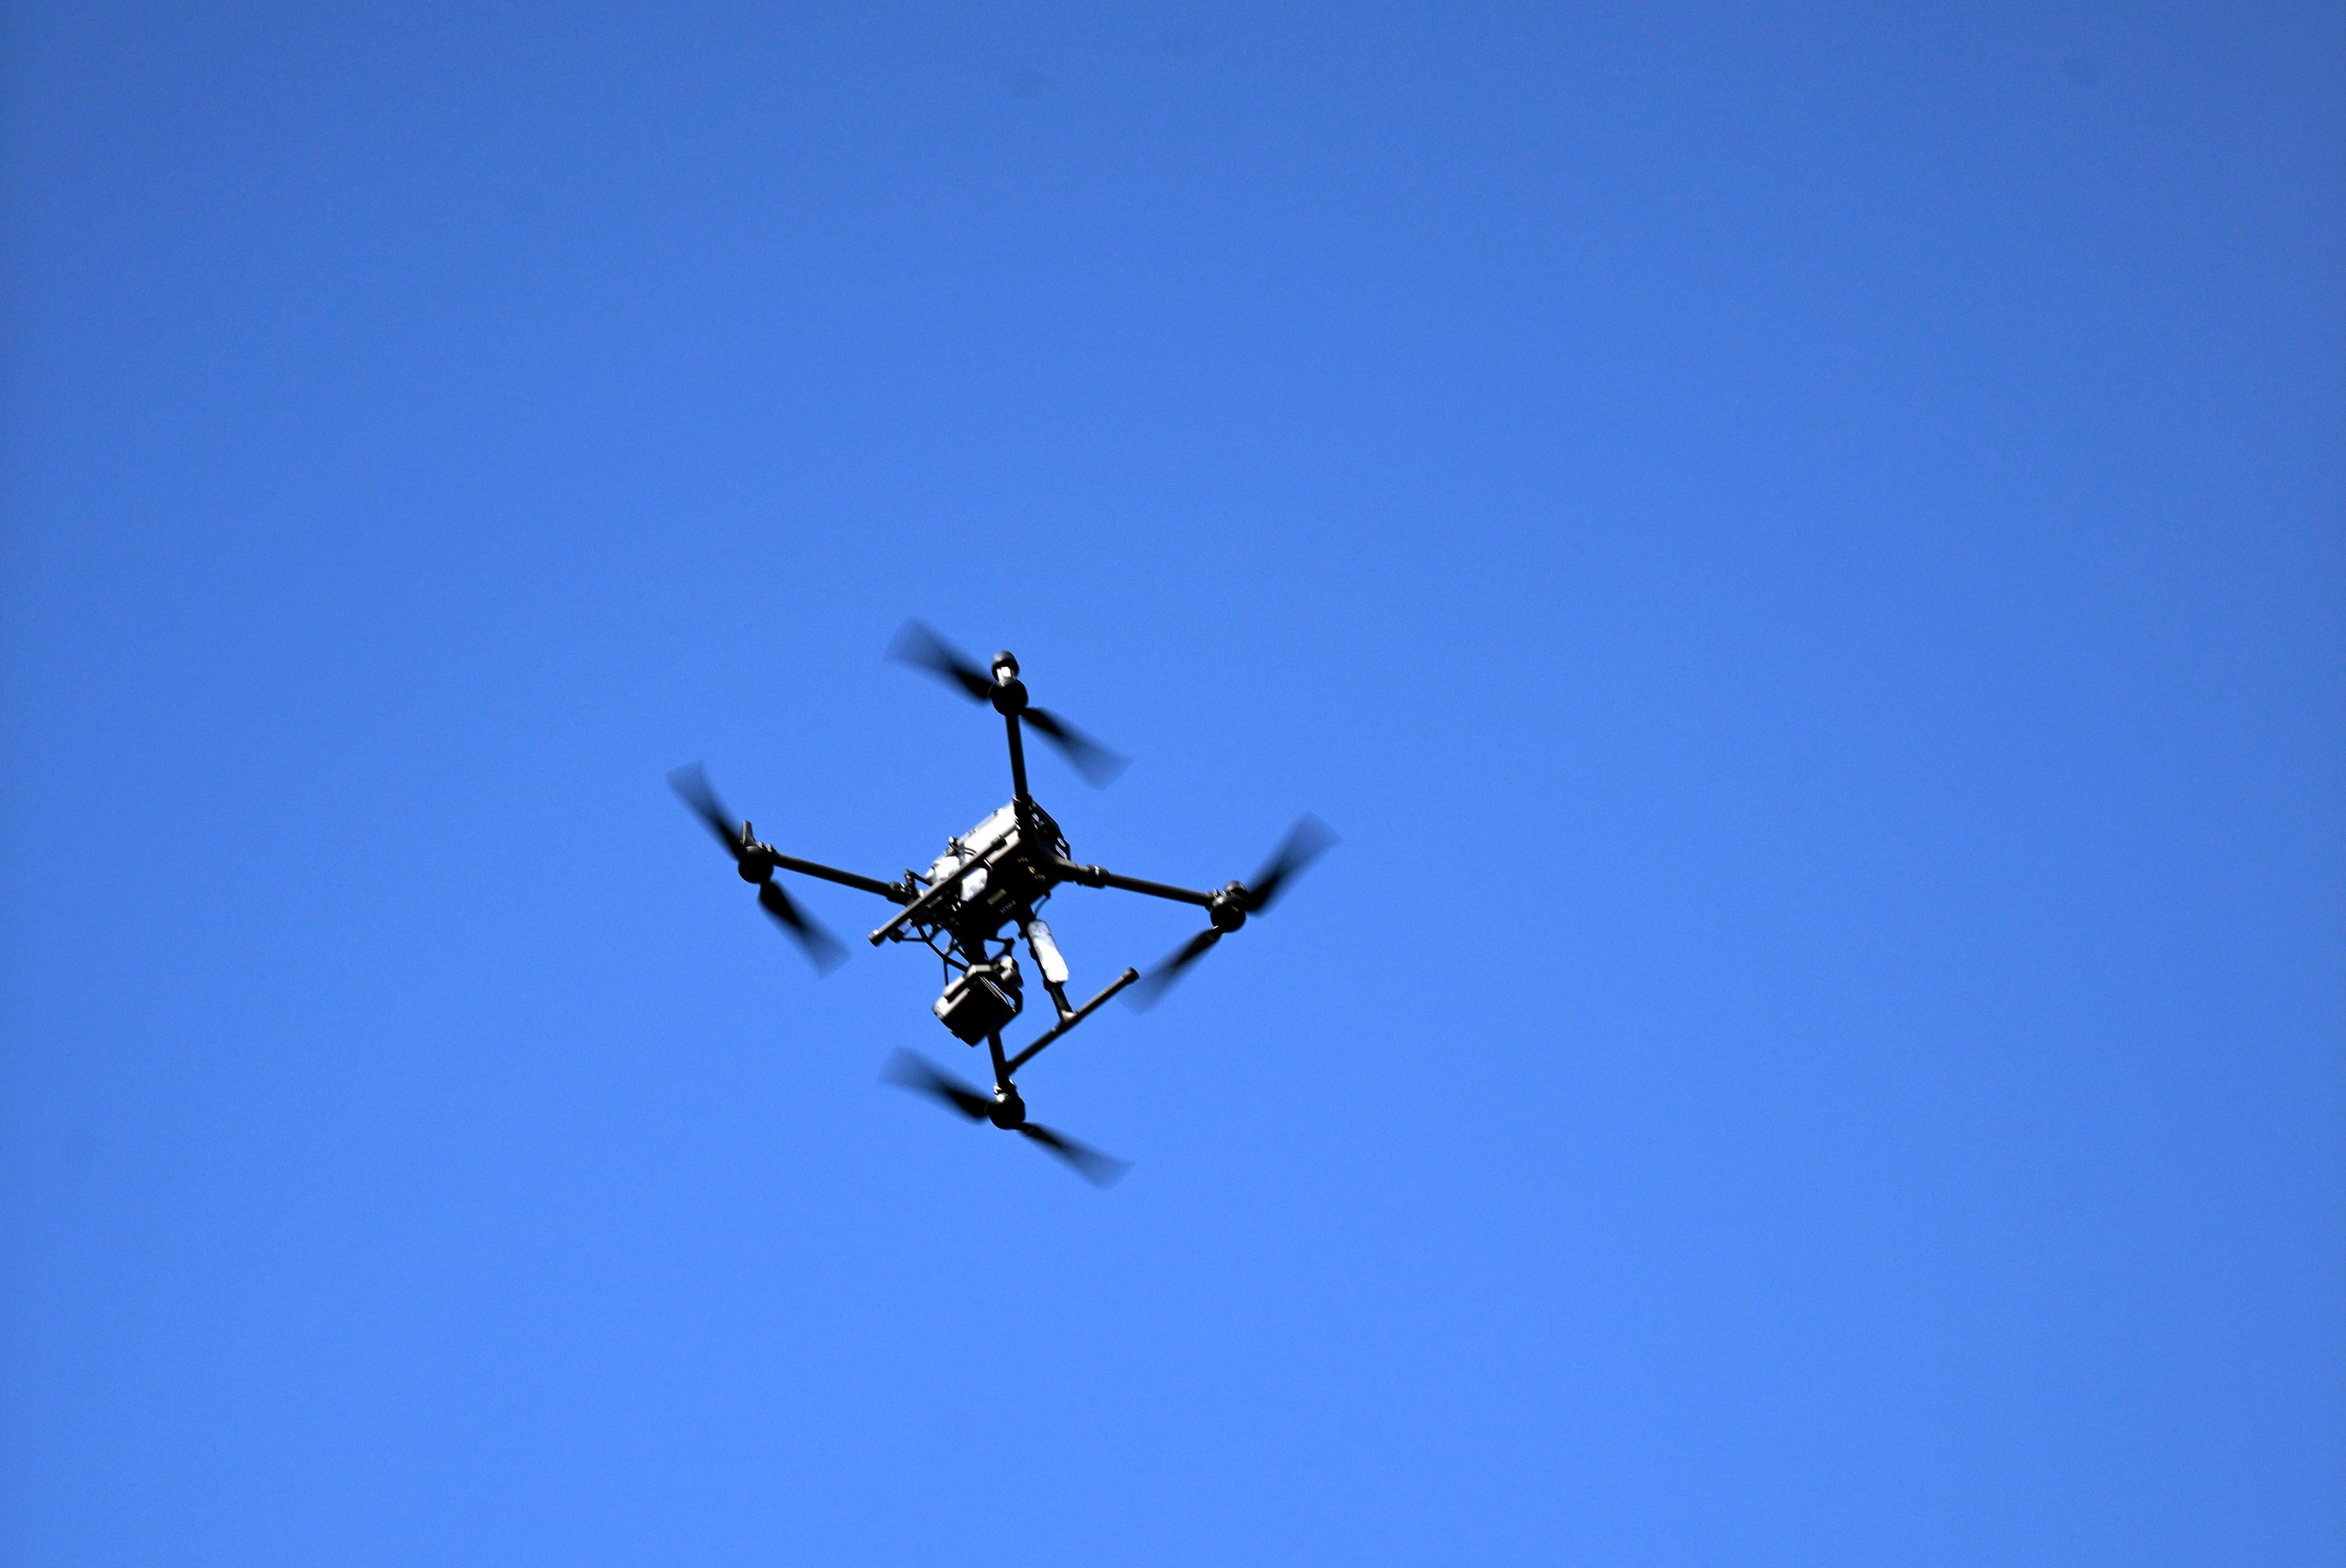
[668,762,750,859]
[1018,1123,1133,1187]
[1021,706,1128,786]
[1128,926,1223,1010]
[886,621,995,702]
[880,1050,993,1120]
[671,765,842,972]
[887,625,1128,784]
[759,880,847,973]
[1243,815,1337,913]
[882,1054,1131,1188]
[1130,819,1335,1010]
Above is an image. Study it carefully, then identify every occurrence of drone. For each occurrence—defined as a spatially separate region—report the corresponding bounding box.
[669,622,1332,1186]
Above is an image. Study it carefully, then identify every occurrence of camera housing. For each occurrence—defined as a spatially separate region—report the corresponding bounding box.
[934,955,1023,1044]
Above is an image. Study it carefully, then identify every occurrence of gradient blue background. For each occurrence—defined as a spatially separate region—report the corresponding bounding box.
[4,2,2341,1561]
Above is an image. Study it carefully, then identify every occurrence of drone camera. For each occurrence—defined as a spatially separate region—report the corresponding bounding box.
[934,956,1023,1044]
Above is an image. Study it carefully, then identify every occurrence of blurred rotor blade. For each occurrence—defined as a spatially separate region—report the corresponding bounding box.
[1243,815,1337,913]
[886,620,995,701]
[1019,1123,1132,1187]
[759,879,847,973]
[667,762,748,859]
[1022,707,1129,786]
[880,1050,993,1121]
[1128,926,1223,1010]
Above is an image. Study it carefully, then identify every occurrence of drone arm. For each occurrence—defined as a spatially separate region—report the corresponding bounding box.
[1053,861,1218,908]
[868,862,972,945]
[761,848,914,905]
[1005,712,1031,803]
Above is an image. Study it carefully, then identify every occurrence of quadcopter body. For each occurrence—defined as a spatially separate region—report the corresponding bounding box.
[670,624,1331,1184]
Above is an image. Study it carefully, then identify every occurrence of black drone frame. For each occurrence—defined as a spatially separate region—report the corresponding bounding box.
[671,622,1331,1184]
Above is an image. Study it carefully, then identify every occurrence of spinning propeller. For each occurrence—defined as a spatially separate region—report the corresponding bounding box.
[1130,815,1337,1008]
[882,1050,1131,1187]
[888,620,1128,785]
[667,764,847,973]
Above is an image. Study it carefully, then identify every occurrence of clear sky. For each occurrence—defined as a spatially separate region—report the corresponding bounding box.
[4,1,2341,1561]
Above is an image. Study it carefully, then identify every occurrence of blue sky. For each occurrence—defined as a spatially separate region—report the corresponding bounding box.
[4,1,2341,1561]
